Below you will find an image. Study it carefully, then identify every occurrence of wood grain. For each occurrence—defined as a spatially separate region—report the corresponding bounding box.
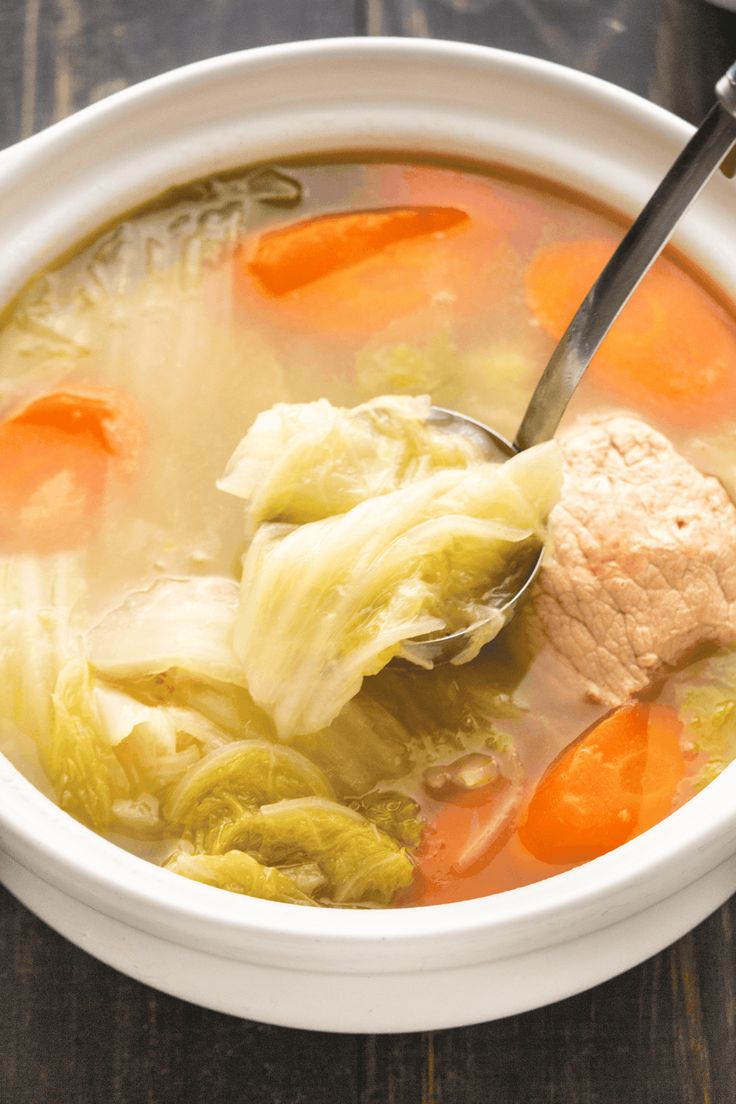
[364,0,659,98]
[2,3,736,1103]
[0,0,358,149]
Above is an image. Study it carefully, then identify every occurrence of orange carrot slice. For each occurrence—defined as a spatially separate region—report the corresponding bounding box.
[233,203,494,342]
[245,206,468,296]
[518,703,684,865]
[0,386,144,552]
[9,387,144,471]
[526,238,736,427]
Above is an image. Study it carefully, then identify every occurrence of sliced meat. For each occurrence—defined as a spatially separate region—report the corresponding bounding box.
[531,415,736,705]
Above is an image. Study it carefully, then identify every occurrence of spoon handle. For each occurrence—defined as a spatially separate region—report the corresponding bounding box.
[514,61,736,453]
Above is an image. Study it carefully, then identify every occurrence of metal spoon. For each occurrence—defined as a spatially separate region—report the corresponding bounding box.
[407,61,736,666]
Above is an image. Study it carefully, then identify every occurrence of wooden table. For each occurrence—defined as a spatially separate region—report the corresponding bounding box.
[1,3,736,1101]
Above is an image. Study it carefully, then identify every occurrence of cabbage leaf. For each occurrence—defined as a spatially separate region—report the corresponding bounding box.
[0,553,84,742]
[87,575,246,687]
[43,658,242,832]
[294,695,413,795]
[218,393,490,533]
[165,739,335,846]
[676,647,736,787]
[210,796,414,905]
[356,338,539,446]
[294,649,518,796]
[166,849,317,905]
[350,789,424,849]
[234,443,560,738]
[43,659,131,830]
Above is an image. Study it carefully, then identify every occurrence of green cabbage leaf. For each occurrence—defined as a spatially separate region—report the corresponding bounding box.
[43,659,132,831]
[218,393,490,533]
[350,789,424,849]
[166,849,317,905]
[676,648,736,787]
[43,659,240,833]
[356,337,540,446]
[164,739,335,846]
[294,648,518,796]
[234,443,560,738]
[294,695,413,795]
[210,796,413,905]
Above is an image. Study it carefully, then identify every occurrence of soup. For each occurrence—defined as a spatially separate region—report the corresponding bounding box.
[2,156,736,908]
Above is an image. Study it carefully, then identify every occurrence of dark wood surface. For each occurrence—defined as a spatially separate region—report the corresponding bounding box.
[1,3,736,1102]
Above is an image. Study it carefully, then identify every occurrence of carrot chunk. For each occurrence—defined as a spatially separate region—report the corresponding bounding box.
[233,203,493,341]
[9,387,143,470]
[526,238,736,427]
[518,703,684,865]
[245,206,469,296]
[0,386,144,552]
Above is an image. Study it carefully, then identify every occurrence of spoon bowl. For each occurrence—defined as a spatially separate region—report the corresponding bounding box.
[395,406,545,666]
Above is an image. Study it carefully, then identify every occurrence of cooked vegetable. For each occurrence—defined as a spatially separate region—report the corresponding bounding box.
[166,849,316,905]
[234,200,486,339]
[294,695,413,796]
[210,796,414,905]
[378,163,521,235]
[295,651,518,797]
[676,648,736,787]
[0,553,84,742]
[350,790,424,849]
[234,442,561,738]
[97,685,231,799]
[88,576,246,688]
[218,394,490,533]
[0,386,143,552]
[93,682,226,756]
[356,334,460,400]
[526,238,736,427]
[242,206,468,296]
[43,660,131,830]
[518,704,685,864]
[128,671,273,741]
[165,739,335,846]
[7,387,143,466]
[4,155,732,912]
[42,659,236,832]
[356,340,537,447]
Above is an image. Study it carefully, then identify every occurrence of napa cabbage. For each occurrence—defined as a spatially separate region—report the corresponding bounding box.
[294,695,413,795]
[43,659,132,830]
[208,796,414,905]
[165,739,335,847]
[350,790,424,848]
[166,849,317,905]
[356,338,539,445]
[106,666,276,743]
[355,334,460,400]
[294,649,519,796]
[0,553,84,742]
[217,393,491,533]
[43,659,241,833]
[234,442,560,738]
[676,648,736,787]
[87,575,246,687]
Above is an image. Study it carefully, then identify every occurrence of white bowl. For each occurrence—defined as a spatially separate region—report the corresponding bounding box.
[1,38,735,1034]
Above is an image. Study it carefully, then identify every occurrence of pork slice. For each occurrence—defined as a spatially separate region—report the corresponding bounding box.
[531,415,736,705]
